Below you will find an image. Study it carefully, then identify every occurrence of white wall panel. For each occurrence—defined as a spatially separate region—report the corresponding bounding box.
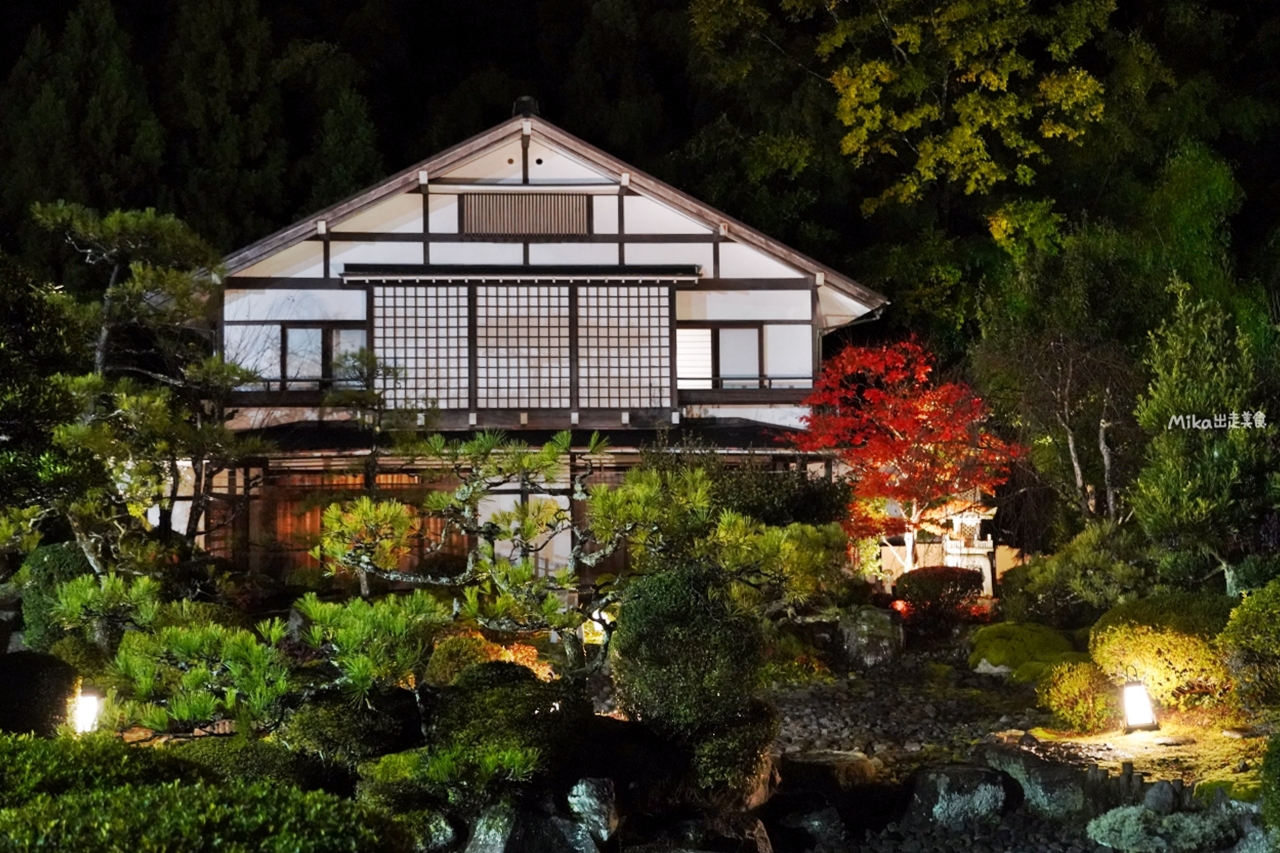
[332,193,422,233]
[223,288,366,322]
[526,141,614,183]
[232,242,324,279]
[623,196,711,234]
[330,241,423,274]
[719,242,801,278]
[675,328,713,389]
[430,242,524,265]
[625,242,713,271]
[438,138,524,183]
[428,195,459,233]
[764,325,813,385]
[676,290,810,321]
[222,325,281,378]
[593,197,618,234]
[528,243,619,265]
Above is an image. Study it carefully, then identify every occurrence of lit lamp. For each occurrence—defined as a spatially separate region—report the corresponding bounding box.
[70,683,104,734]
[1122,667,1158,733]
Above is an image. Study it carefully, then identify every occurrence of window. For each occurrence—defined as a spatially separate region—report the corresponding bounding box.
[675,324,813,390]
[281,325,367,390]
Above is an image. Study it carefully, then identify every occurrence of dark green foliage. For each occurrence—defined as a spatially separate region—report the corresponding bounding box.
[894,567,984,636]
[690,698,779,793]
[997,523,1157,629]
[1227,554,1280,596]
[0,778,407,853]
[1036,661,1121,733]
[274,692,423,768]
[0,733,197,809]
[167,736,330,791]
[612,568,764,737]
[46,635,108,679]
[18,542,92,652]
[1219,579,1280,709]
[0,652,77,736]
[1090,593,1235,709]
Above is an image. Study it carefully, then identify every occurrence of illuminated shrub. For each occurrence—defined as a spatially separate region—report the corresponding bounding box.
[893,566,983,635]
[691,699,779,793]
[422,633,507,687]
[1036,661,1120,733]
[1089,593,1234,709]
[1219,579,1280,709]
[1261,734,1280,830]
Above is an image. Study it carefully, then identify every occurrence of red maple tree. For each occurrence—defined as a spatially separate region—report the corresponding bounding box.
[795,337,1022,572]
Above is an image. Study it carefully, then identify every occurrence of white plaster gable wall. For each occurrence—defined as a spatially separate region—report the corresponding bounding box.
[622,196,711,234]
[625,242,714,270]
[232,242,324,279]
[438,137,525,182]
[526,140,615,183]
[528,243,621,265]
[223,288,366,322]
[818,287,873,330]
[330,241,424,274]
[719,242,801,278]
[677,290,810,321]
[331,193,422,233]
[428,195,459,232]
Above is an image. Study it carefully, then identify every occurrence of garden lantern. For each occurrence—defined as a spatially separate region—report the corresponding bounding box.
[70,684,103,734]
[1122,668,1158,733]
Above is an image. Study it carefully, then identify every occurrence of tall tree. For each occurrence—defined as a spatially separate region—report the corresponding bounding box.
[161,0,286,250]
[0,0,163,264]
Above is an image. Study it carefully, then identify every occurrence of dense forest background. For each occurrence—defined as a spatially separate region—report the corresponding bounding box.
[2,0,1280,558]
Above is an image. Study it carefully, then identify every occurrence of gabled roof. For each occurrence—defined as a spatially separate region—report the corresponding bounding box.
[222,115,888,311]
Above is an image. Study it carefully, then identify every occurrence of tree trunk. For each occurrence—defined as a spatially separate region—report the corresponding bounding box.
[1099,415,1116,522]
[358,568,370,599]
[1062,418,1089,517]
[70,518,106,576]
[903,529,916,574]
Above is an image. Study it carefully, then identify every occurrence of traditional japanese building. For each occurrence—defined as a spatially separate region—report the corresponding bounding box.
[208,106,888,573]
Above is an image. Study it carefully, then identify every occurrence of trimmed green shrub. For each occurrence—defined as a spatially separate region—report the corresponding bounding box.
[1086,805,1238,853]
[894,566,983,635]
[612,568,763,737]
[275,692,423,768]
[690,699,779,793]
[1036,661,1121,733]
[1090,593,1235,709]
[0,652,78,736]
[0,779,408,853]
[968,621,1074,670]
[167,736,330,791]
[1220,579,1280,709]
[46,635,109,679]
[0,733,197,808]
[17,542,92,652]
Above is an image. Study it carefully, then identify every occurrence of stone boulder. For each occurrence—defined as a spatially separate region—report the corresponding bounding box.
[1086,805,1240,853]
[776,806,848,848]
[973,743,1087,820]
[778,750,881,794]
[906,764,1006,828]
[568,778,619,844]
[839,606,903,669]
[464,802,601,853]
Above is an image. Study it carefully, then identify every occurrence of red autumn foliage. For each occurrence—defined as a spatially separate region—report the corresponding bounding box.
[795,338,1022,567]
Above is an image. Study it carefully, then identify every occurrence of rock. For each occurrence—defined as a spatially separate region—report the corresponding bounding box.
[778,806,847,847]
[1143,780,1177,815]
[973,659,1014,676]
[402,810,457,852]
[6,631,26,653]
[465,804,519,853]
[908,764,1006,828]
[741,753,782,811]
[568,778,619,844]
[1154,736,1194,746]
[465,803,600,853]
[839,606,903,669]
[778,750,879,794]
[974,744,1087,820]
[1223,727,1264,739]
